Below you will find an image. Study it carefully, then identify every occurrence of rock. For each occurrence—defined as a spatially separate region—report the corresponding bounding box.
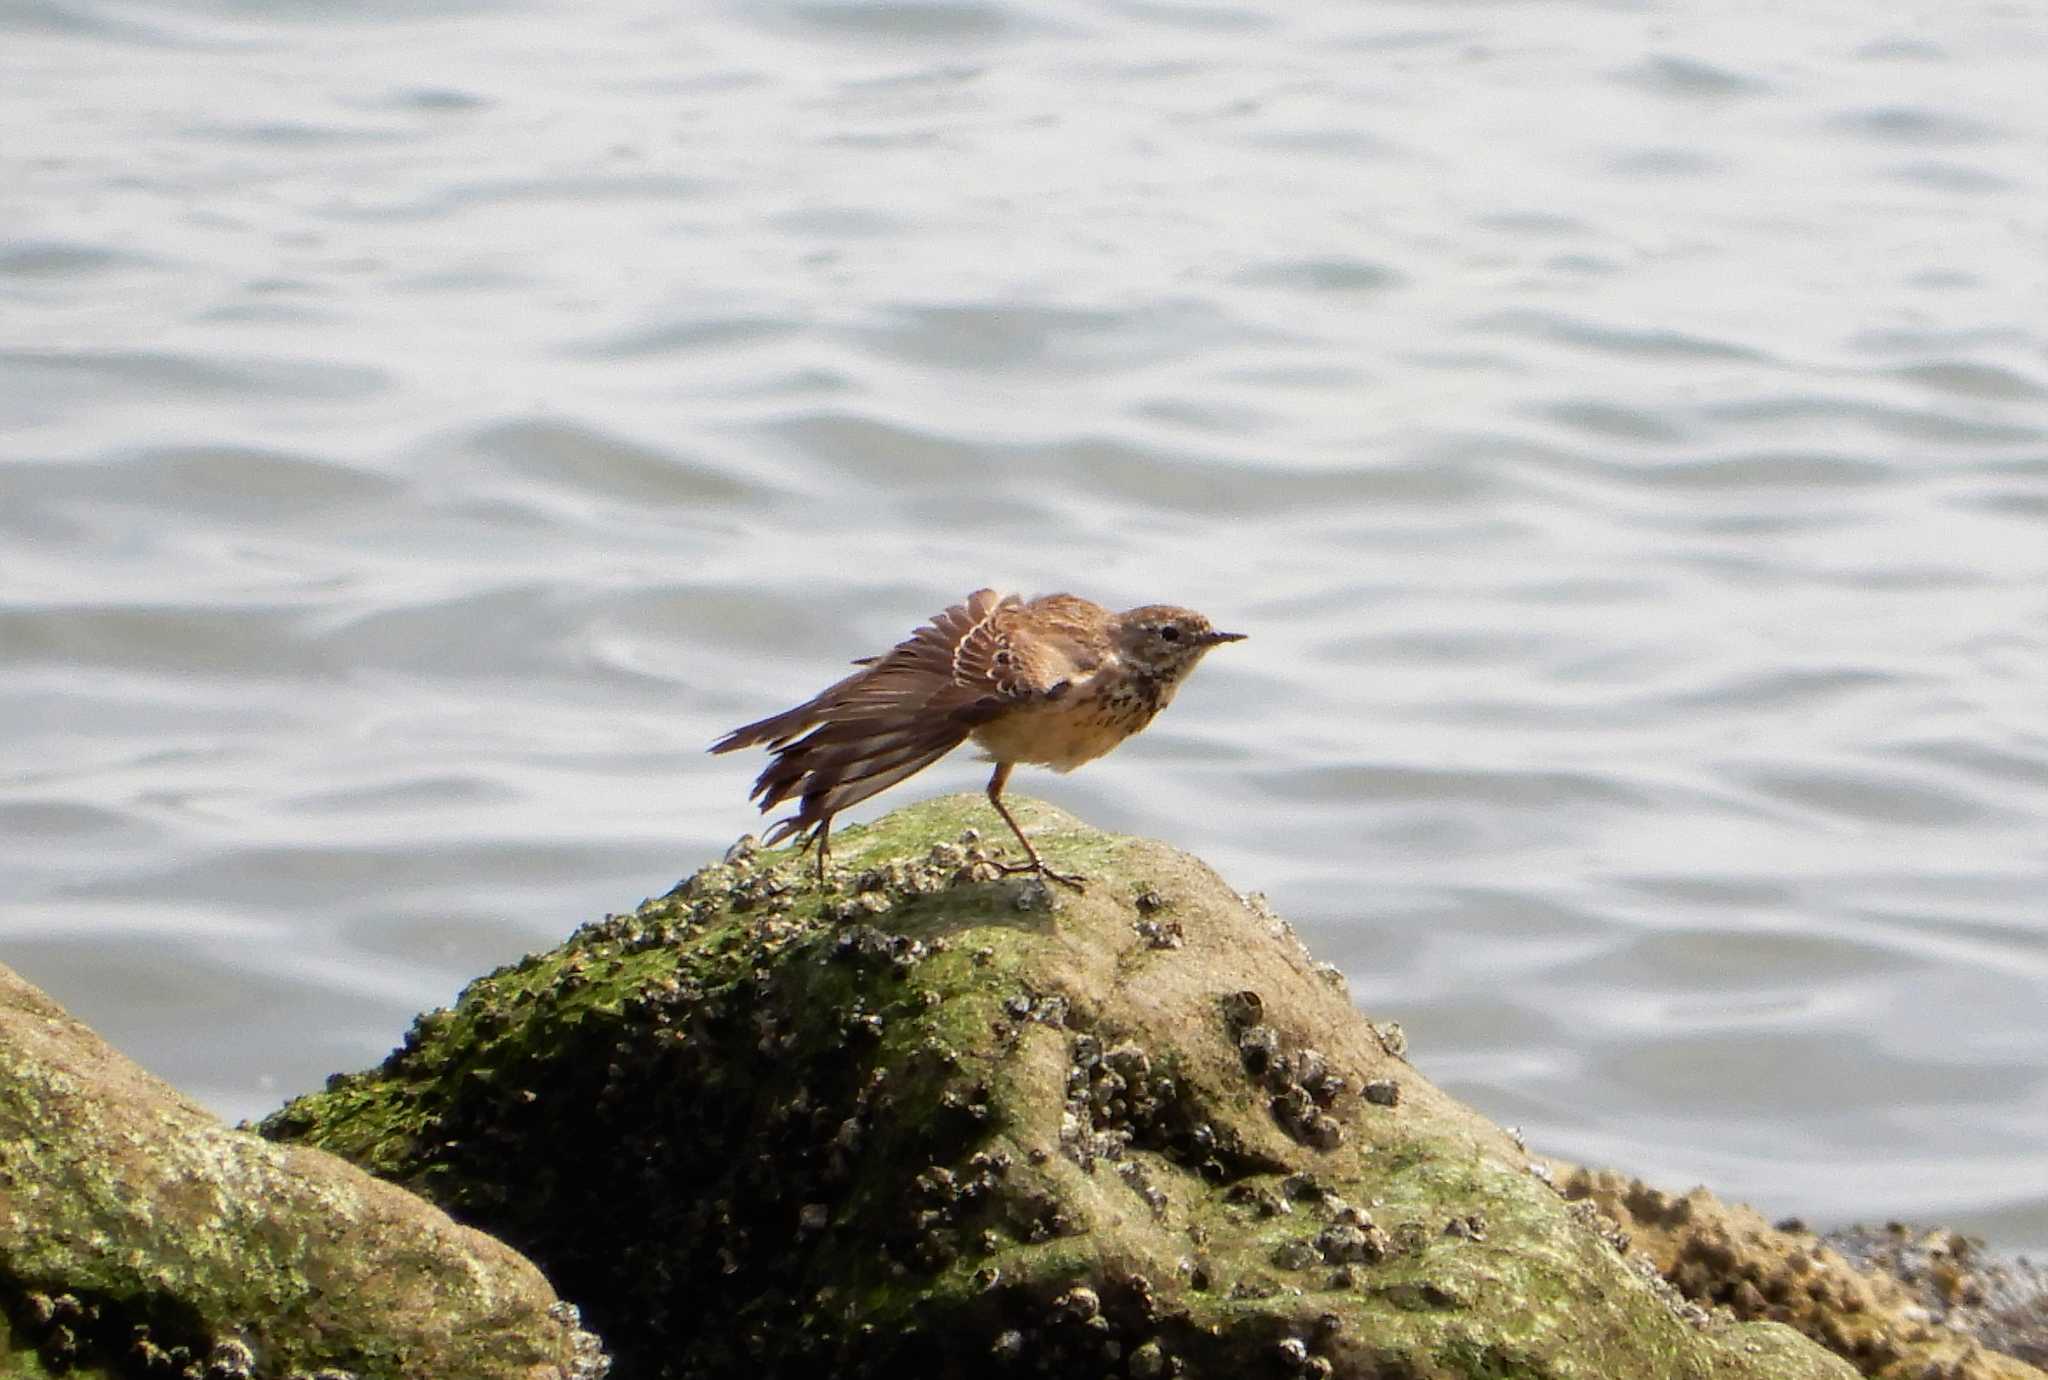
[1824,1222,2048,1369]
[0,963,607,1380]
[1555,1165,2048,1380]
[264,794,1865,1380]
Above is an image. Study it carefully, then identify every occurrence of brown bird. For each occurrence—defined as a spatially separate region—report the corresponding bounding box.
[711,589,1245,889]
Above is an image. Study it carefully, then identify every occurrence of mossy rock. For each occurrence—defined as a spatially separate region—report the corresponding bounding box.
[263,795,1860,1380]
[0,964,607,1380]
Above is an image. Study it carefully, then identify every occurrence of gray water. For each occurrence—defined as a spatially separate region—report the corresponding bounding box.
[5,0,2046,1250]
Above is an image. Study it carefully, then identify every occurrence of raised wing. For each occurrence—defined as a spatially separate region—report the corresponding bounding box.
[710,589,1059,845]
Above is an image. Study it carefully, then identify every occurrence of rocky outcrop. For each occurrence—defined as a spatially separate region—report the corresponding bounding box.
[261,795,1866,1380]
[0,964,607,1380]
[1557,1166,2048,1380]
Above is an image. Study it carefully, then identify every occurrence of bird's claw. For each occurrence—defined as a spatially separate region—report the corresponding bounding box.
[996,860,1087,892]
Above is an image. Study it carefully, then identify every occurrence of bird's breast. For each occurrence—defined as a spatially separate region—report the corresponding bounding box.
[970,677,1168,772]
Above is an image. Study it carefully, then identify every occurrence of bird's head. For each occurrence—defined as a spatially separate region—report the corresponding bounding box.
[1114,604,1246,681]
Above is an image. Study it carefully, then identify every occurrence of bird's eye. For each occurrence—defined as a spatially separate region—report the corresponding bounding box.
[1159,625,1181,643]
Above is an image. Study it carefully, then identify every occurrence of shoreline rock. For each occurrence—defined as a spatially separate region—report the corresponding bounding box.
[9,794,2037,1379]
[1555,1165,2048,1380]
[0,963,608,1380]
[259,795,1867,1380]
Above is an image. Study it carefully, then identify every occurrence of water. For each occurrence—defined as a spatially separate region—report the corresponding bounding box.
[5,0,2046,1251]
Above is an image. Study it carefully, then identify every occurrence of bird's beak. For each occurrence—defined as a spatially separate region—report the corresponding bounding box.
[1201,630,1247,646]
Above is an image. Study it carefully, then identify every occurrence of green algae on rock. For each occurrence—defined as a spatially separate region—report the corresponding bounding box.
[0,962,607,1380]
[263,794,1861,1380]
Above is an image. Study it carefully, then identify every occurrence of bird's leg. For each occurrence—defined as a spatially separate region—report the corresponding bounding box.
[804,817,835,890]
[985,763,1086,891]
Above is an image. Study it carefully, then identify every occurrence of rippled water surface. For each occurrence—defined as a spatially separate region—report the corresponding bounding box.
[5,0,2046,1248]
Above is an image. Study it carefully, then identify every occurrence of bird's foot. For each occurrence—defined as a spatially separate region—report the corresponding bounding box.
[798,833,837,892]
[995,859,1087,892]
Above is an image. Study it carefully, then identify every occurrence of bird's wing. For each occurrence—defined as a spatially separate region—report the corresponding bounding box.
[928,590,1078,714]
[712,589,1068,843]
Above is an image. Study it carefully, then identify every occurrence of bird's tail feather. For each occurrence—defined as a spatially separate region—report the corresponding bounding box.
[709,668,868,753]
[750,719,969,846]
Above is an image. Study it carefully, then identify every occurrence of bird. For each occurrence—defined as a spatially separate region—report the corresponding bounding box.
[710,589,1245,890]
